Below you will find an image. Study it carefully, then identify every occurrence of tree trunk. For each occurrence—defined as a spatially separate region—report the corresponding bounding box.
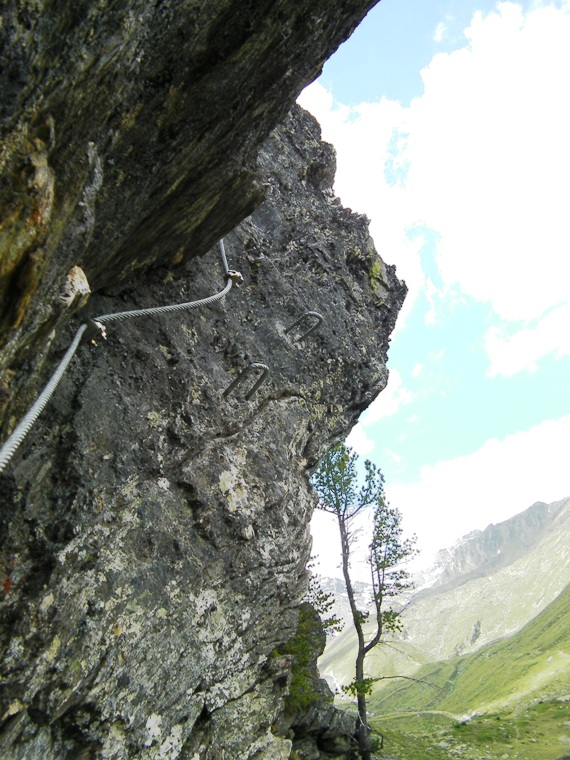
[339,518,373,759]
[355,649,373,760]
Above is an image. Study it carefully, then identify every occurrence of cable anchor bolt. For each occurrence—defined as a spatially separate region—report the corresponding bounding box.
[227,270,244,287]
[83,319,107,344]
[285,311,324,341]
[223,362,269,401]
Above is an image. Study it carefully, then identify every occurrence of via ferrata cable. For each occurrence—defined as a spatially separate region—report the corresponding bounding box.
[0,241,240,474]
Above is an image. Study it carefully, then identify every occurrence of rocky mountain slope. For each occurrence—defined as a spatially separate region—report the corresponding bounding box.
[422,498,569,593]
[320,497,570,688]
[0,2,408,758]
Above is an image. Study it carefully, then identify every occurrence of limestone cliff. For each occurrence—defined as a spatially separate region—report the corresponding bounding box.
[0,2,405,758]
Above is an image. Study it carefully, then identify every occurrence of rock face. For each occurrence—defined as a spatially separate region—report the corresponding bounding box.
[0,2,406,758]
[0,0,378,430]
[0,104,405,758]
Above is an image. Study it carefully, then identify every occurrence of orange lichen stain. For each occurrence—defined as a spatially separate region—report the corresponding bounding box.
[10,248,47,328]
[0,369,16,417]
[26,148,55,227]
[0,140,55,329]
[171,247,184,265]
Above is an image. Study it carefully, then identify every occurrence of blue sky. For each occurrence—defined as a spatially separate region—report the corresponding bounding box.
[301,0,570,574]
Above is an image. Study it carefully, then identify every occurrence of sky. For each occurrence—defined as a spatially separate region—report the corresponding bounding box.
[301,0,570,577]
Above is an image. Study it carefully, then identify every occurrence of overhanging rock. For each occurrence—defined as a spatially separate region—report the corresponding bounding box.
[0,1,407,756]
[0,104,405,759]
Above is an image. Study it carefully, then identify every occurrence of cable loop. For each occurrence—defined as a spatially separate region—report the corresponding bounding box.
[285,310,324,341]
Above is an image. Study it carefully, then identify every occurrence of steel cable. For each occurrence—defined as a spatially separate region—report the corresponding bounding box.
[0,324,88,473]
[95,277,233,325]
[0,241,236,473]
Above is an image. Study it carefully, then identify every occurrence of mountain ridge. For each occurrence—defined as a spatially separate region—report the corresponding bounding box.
[418,498,568,597]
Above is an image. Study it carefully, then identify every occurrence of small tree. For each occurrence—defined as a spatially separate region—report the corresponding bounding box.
[311,443,416,760]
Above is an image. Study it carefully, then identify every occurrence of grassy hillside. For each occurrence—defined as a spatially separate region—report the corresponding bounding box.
[374,700,570,760]
[370,581,570,716]
[319,617,433,690]
[363,583,570,759]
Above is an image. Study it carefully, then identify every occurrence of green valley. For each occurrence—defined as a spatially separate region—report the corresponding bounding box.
[371,700,570,760]
[371,580,570,715]
[318,498,570,758]
[367,583,570,758]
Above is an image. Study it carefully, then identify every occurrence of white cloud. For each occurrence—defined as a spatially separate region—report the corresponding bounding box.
[401,2,570,324]
[299,2,570,369]
[386,415,570,567]
[424,276,440,326]
[311,509,343,579]
[311,498,380,582]
[313,417,570,580]
[485,303,570,376]
[346,423,375,456]
[305,5,570,580]
[434,21,448,42]
[313,416,570,582]
[344,369,415,457]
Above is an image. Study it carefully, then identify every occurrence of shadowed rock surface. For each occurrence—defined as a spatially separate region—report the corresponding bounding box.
[0,104,405,758]
[0,2,406,757]
[0,0,378,429]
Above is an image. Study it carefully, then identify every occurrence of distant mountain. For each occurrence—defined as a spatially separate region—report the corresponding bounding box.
[319,496,570,691]
[420,498,568,595]
[319,576,374,630]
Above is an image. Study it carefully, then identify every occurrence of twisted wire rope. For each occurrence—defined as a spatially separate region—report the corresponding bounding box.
[0,241,234,473]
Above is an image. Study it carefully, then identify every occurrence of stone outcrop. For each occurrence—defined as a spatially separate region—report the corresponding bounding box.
[0,0,378,426]
[0,2,406,757]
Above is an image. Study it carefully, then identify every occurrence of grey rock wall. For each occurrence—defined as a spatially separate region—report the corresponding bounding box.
[0,0,378,429]
[0,104,405,758]
[0,1,407,757]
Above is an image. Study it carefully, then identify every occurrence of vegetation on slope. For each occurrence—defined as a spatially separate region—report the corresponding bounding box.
[374,700,570,760]
[370,581,570,716]
[360,583,570,758]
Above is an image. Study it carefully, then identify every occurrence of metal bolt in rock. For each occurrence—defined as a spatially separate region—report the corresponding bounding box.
[285,310,324,341]
[223,363,270,401]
